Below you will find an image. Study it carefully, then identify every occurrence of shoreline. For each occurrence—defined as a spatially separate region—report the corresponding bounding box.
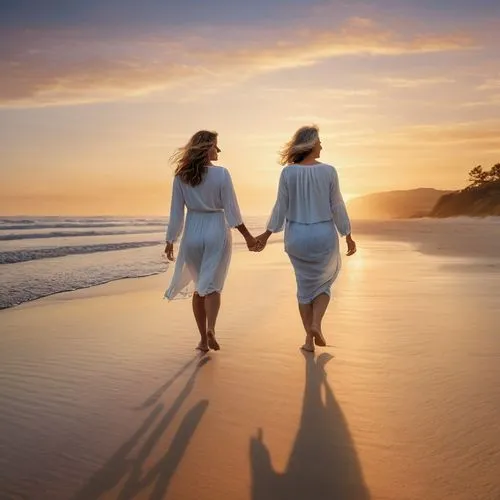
[2,217,500,312]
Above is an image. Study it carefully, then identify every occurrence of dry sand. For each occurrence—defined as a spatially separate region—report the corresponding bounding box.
[1,223,499,500]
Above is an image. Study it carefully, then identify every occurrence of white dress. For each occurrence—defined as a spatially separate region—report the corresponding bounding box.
[164,166,242,300]
[267,163,351,304]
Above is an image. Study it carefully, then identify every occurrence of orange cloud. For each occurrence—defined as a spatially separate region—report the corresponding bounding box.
[477,78,500,90]
[334,121,500,155]
[378,77,455,88]
[461,95,500,107]
[287,115,353,125]
[0,18,476,108]
[402,122,500,149]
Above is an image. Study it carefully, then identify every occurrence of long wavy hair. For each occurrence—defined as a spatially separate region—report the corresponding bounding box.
[279,125,319,165]
[171,130,218,187]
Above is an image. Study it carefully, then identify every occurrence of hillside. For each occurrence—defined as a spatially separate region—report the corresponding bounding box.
[347,188,451,219]
[430,181,500,217]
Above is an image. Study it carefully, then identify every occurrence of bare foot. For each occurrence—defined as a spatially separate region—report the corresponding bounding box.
[207,331,220,351]
[310,324,326,347]
[196,341,209,353]
[301,335,315,352]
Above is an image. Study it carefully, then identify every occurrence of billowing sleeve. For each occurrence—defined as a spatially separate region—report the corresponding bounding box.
[165,176,185,243]
[267,168,288,233]
[330,167,351,237]
[221,168,243,227]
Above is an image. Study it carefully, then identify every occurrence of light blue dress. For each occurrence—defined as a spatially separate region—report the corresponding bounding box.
[164,166,242,299]
[267,163,351,304]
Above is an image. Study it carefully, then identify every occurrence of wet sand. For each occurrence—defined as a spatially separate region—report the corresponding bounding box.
[1,222,499,499]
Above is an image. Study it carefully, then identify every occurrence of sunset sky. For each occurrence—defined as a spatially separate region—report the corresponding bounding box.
[1,0,500,215]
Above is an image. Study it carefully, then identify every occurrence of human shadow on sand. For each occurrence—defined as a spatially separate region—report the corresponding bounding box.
[250,352,371,500]
[133,356,200,411]
[73,355,210,500]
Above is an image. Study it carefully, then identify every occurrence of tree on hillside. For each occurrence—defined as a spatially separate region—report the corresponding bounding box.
[468,163,500,187]
[489,163,500,181]
[468,165,488,186]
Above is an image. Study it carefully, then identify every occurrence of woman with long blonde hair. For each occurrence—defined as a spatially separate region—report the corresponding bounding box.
[164,130,257,352]
[256,126,356,352]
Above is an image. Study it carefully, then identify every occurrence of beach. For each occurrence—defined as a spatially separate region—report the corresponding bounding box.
[1,220,499,500]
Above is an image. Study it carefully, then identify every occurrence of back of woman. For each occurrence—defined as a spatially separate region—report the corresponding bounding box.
[164,130,257,352]
[257,125,356,352]
[174,166,235,215]
[279,163,346,228]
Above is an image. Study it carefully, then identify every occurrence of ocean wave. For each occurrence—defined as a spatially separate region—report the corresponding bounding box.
[0,270,165,310]
[0,241,162,264]
[0,229,164,241]
[0,218,36,224]
[0,216,165,223]
[1,221,166,231]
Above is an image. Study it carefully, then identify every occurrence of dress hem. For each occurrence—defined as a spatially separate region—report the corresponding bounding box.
[297,286,332,305]
[163,287,223,302]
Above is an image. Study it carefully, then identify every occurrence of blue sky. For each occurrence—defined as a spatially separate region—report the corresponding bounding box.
[1,0,315,26]
[2,0,499,26]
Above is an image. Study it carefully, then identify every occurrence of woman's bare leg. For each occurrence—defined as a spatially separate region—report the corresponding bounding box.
[192,293,208,351]
[205,292,221,350]
[298,302,313,332]
[299,302,314,351]
[310,293,330,346]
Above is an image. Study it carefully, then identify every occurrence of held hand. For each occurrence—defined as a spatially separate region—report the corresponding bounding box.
[246,235,258,251]
[164,242,175,262]
[253,232,270,252]
[236,223,266,253]
[346,235,357,256]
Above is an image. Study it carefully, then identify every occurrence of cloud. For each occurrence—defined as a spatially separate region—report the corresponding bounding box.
[260,86,377,98]
[477,78,500,90]
[404,121,500,144]
[342,103,378,109]
[329,120,500,151]
[460,94,500,107]
[286,115,352,125]
[0,19,476,108]
[322,89,378,97]
[378,77,455,88]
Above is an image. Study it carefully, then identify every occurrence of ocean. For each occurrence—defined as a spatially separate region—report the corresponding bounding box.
[0,216,271,310]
